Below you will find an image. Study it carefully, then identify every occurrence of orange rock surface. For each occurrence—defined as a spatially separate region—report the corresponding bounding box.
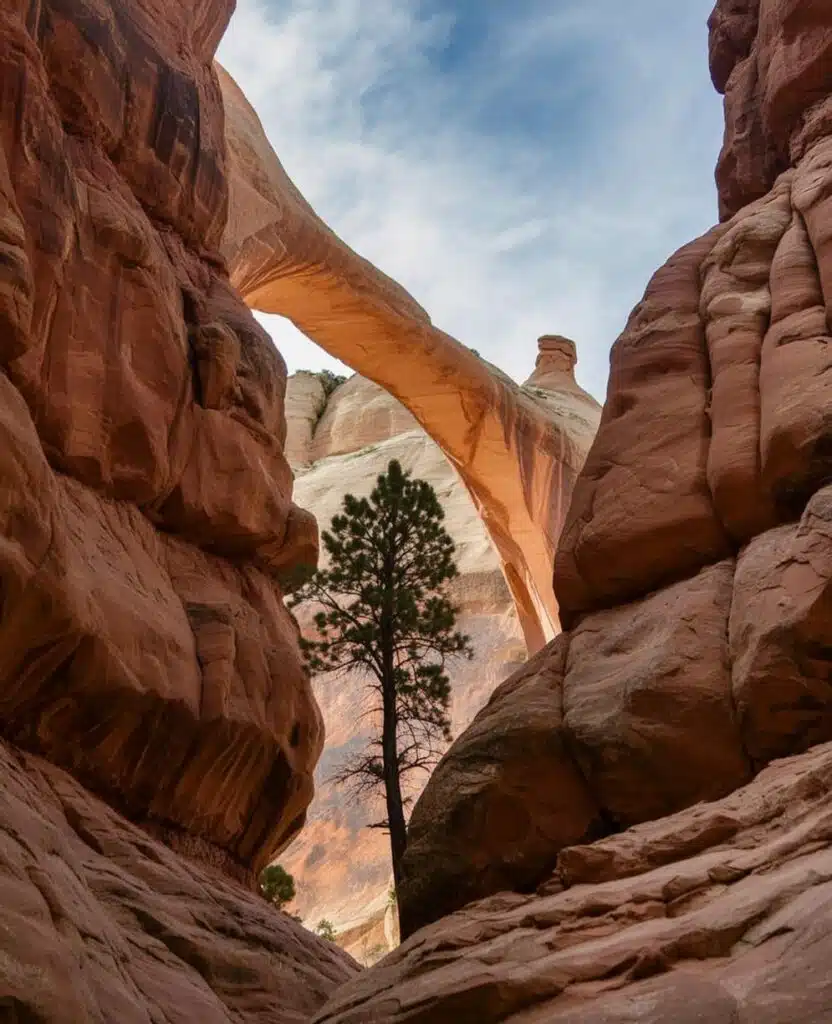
[0,737,355,1022]
[0,0,323,880]
[314,3,832,1020]
[318,737,832,1023]
[219,68,601,652]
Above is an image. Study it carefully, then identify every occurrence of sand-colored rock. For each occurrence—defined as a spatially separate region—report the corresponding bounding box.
[278,371,528,960]
[0,0,321,878]
[219,67,601,651]
[316,738,832,1023]
[0,737,355,1023]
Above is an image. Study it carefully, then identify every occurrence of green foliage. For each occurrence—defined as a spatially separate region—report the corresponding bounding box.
[259,864,296,908]
[315,919,337,941]
[289,460,473,888]
[316,369,347,398]
[387,886,397,907]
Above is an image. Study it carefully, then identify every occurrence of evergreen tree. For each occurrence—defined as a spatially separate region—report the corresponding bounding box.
[259,864,296,908]
[289,460,473,906]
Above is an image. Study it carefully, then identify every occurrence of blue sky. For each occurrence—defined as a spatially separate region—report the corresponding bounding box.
[219,0,724,401]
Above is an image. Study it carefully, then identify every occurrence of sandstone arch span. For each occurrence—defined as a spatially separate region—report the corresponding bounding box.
[217,66,600,653]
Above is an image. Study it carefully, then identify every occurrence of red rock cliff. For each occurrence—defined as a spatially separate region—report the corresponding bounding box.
[314,2,832,1020]
[0,1,356,1018]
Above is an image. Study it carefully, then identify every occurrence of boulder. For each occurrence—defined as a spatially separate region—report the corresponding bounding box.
[315,739,832,1023]
[0,737,356,1022]
[399,637,603,939]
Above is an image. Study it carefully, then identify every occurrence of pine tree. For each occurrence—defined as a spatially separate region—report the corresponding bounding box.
[289,460,473,906]
[259,864,296,908]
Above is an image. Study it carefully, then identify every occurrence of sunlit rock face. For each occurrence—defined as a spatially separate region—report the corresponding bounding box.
[0,1,355,1017]
[309,2,832,1021]
[219,65,602,653]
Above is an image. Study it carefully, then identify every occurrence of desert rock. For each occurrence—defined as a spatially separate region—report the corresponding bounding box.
[398,636,603,939]
[0,737,355,1023]
[0,0,321,879]
[316,738,832,1023]
[220,68,602,651]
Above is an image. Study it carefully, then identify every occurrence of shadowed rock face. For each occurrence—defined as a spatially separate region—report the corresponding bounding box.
[309,2,832,1019]
[0,0,324,880]
[0,737,356,1023]
[317,738,832,1024]
[219,67,601,653]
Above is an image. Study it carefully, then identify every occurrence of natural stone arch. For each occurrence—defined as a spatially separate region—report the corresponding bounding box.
[217,66,600,653]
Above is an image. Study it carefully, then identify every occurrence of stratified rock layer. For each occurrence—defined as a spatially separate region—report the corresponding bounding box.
[0,0,321,877]
[317,738,832,1024]
[0,737,355,1023]
[220,67,601,652]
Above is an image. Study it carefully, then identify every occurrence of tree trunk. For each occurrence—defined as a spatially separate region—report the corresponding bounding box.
[382,684,408,899]
[380,514,407,920]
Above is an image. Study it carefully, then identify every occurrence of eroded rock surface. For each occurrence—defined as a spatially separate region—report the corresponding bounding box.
[220,67,601,651]
[317,739,832,1023]
[389,0,832,962]
[0,737,355,1023]
[0,0,321,879]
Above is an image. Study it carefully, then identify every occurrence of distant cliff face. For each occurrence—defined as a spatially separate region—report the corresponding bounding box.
[280,367,532,961]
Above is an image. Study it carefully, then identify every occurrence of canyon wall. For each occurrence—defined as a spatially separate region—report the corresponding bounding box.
[219,68,602,652]
[0,0,356,1018]
[314,1,832,1019]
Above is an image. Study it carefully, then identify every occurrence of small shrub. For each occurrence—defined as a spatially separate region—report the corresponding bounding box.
[316,369,346,398]
[315,919,337,941]
[259,864,296,908]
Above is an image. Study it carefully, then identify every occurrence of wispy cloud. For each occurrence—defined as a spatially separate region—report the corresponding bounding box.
[218,0,723,401]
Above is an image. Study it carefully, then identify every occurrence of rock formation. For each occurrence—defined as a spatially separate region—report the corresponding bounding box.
[219,68,602,652]
[278,370,531,961]
[0,740,354,1022]
[316,737,832,1023]
[308,1,832,1019]
[0,0,355,1017]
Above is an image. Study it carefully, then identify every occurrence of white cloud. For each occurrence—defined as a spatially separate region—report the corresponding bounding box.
[218,0,724,401]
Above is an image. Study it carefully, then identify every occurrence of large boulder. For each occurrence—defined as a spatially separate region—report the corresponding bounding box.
[316,738,832,1023]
